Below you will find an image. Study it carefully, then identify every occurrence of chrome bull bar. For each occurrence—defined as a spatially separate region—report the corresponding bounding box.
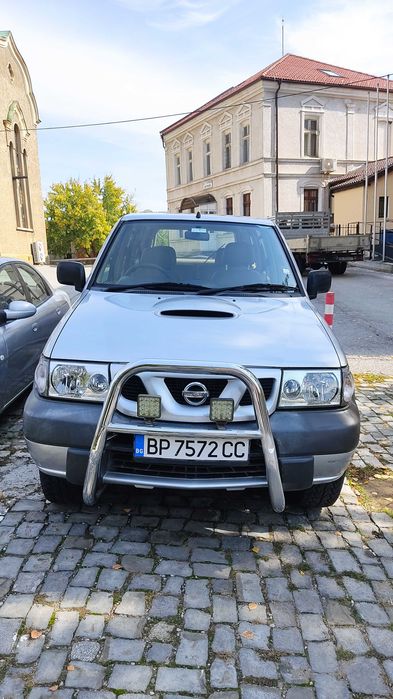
[83,361,285,513]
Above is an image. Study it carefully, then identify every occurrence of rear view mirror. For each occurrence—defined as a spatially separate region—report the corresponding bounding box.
[57,261,86,292]
[185,229,210,241]
[307,269,331,299]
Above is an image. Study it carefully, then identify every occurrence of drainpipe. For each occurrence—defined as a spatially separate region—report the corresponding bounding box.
[275,80,282,215]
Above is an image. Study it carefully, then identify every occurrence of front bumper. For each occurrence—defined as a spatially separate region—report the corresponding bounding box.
[24,371,359,502]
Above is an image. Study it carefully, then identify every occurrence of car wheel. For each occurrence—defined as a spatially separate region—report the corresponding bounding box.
[328,261,347,275]
[293,473,345,509]
[39,471,83,505]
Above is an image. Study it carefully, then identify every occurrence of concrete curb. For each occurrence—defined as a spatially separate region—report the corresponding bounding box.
[349,261,393,274]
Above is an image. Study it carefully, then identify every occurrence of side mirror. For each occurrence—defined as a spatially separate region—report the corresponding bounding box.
[307,269,331,299]
[0,300,37,324]
[57,261,86,292]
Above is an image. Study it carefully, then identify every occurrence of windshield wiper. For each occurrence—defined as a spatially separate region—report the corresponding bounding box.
[97,282,207,292]
[196,283,298,296]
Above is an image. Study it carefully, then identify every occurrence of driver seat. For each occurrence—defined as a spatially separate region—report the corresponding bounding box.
[141,245,177,270]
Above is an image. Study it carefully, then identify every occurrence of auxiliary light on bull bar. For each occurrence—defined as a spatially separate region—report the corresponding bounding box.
[210,398,234,424]
[137,394,161,420]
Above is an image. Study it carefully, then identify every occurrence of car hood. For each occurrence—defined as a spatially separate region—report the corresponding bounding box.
[47,290,344,368]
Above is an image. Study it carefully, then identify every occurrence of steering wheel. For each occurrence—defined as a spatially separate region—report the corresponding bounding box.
[125,263,172,281]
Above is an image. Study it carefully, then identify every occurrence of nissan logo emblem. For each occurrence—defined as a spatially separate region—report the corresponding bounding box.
[182,382,209,406]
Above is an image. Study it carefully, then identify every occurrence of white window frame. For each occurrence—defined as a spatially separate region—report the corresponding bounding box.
[300,97,324,159]
[303,117,320,158]
[203,140,211,177]
[186,148,193,182]
[223,131,232,170]
[174,153,181,186]
[240,122,250,164]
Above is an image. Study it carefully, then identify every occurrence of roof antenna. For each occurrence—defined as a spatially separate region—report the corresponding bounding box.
[281,18,285,56]
[196,211,201,218]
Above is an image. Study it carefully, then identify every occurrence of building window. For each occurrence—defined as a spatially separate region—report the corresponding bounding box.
[226,197,233,215]
[304,118,319,157]
[379,195,389,218]
[174,154,181,186]
[241,124,250,164]
[304,188,319,212]
[223,132,231,169]
[204,141,211,177]
[187,149,193,182]
[243,192,251,216]
[10,124,32,229]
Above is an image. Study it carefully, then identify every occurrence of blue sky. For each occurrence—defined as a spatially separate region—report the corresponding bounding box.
[1,0,392,211]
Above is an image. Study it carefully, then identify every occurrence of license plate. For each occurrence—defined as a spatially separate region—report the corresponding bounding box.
[134,434,249,461]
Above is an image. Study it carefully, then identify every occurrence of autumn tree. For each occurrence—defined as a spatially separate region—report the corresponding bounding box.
[45,176,137,257]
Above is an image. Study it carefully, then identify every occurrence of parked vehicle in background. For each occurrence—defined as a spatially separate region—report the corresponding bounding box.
[0,258,70,414]
[24,214,360,512]
[276,211,369,275]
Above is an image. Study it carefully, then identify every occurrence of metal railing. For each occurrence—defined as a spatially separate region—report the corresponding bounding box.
[83,360,285,513]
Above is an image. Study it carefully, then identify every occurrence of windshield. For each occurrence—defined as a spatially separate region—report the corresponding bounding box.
[93,219,298,293]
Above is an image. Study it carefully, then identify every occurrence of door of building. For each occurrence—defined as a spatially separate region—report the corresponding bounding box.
[304,188,319,212]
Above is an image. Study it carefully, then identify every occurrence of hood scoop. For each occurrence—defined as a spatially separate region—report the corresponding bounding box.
[154,295,240,319]
[160,308,235,318]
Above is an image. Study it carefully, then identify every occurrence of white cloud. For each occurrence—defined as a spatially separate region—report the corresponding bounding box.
[287,0,393,77]
[117,0,238,30]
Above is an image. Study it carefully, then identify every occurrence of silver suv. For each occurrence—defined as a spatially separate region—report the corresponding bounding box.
[24,214,360,511]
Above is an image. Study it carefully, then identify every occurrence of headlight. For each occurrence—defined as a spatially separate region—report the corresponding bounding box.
[342,366,355,404]
[48,361,110,401]
[279,369,341,408]
[34,355,49,396]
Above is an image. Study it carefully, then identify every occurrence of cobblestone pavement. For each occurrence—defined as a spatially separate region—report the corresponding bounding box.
[0,383,392,698]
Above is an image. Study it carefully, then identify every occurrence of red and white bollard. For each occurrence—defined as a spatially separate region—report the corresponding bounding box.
[324,291,335,327]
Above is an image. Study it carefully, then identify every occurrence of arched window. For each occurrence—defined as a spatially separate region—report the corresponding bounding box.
[10,124,32,229]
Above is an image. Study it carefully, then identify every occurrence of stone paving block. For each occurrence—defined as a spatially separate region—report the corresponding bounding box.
[0,593,34,617]
[239,622,270,650]
[344,656,390,696]
[213,595,237,623]
[356,602,390,625]
[324,600,356,626]
[71,640,100,661]
[111,541,150,556]
[239,649,277,679]
[367,627,393,657]
[191,548,227,564]
[184,609,211,631]
[308,641,338,673]
[175,631,208,667]
[146,641,174,663]
[156,545,190,560]
[236,573,263,603]
[212,624,236,654]
[240,685,281,699]
[342,576,376,601]
[115,591,145,616]
[293,589,323,614]
[102,637,145,661]
[328,550,361,574]
[156,560,192,577]
[97,568,128,591]
[53,548,83,571]
[83,552,118,568]
[150,595,179,618]
[299,614,329,641]
[148,620,175,642]
[231,551,257,571]
[193,563,231,579]
[16,521,44,537]
[257,558,282,577]
[70,566,99,587]
[279,655,311,685]
[156,667,206,694]
[122,555,154,573]
[106,615,145,639]
[0,555,23,578]
[40,571,70,600]
[13,571,44,593]
[304,551,330,574]
[238,603,267,624]
[16,633,45,663]
[272,627,303,653]
[313,674,350,699]
[26,604,53,630]
[87,591,113,614]
[6,538,34,555]
[270,601,296,627]
[210,659,238,688]
[76,614,105,639]
[129,574,162,591]
[65,661,106,689]
[49,610,79,645]
[28,688,74,698]
[286,689,315,699]
[61,586,89,608]
[33,535,62,553]
[0,617,21,653]
[315,575,345,599]
[333,626,369,654]
[184,579,210,608]
[266,577,293,602]
[35,649,67,683]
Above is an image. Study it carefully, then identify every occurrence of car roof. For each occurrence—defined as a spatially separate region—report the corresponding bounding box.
[0,257,32,265]
[119,213,275,226]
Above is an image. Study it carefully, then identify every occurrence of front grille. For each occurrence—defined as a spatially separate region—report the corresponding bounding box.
[121,375,274,407]
[104,435,265,481]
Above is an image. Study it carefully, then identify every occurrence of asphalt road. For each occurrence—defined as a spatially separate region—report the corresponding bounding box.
[312,264,393,375]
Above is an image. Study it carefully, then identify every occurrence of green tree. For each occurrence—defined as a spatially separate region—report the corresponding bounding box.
[93,175,137,228]
[45,176,137,257]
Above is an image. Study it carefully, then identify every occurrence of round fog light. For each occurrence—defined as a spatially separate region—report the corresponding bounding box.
[283,379,301,399]
[88,374,109,393]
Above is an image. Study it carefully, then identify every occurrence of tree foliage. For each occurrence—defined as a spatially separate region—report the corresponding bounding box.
[45,176,137,257]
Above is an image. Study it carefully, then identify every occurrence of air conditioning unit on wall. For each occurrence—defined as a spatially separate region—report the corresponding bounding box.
[321,158,337,173]
[31,241,46,264]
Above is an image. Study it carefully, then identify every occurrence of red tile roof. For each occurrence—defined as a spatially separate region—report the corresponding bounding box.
[329,157,393,192]
[161,54,390,137]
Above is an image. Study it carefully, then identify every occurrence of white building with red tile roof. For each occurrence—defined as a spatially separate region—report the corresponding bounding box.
[160,54,392,219]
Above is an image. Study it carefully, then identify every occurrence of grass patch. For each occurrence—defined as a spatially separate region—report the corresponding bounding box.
[48,611,56,628]
[347,465,393,513]
[336,647,355,661]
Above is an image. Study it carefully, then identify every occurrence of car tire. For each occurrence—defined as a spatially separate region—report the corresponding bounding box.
[39,471,83,505]
[293,473,346,509]
[328,261,347,275]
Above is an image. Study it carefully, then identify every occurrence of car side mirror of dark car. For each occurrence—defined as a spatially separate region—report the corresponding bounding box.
[57,261,86,292]
[307,269,332,299]
[0,300,37,324]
